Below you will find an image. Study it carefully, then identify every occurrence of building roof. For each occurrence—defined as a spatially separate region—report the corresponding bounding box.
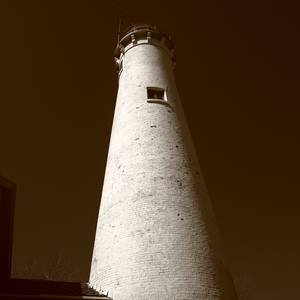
[0,176,16,189]
[0,278,112,299]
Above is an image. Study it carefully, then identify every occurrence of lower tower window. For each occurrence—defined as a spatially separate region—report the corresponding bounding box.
[147,87,166,101]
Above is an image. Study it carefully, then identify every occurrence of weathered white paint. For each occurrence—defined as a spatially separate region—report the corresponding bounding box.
[89,26,237,300]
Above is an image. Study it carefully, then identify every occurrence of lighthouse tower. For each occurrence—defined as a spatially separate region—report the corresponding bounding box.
[89,24,237,299]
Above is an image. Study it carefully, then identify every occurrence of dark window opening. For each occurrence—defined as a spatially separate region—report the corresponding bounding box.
[147,87,166,100]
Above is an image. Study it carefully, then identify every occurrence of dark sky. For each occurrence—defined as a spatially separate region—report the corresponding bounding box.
[1,0,300,299]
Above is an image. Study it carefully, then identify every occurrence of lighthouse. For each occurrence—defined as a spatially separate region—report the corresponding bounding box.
[89,24,237,299]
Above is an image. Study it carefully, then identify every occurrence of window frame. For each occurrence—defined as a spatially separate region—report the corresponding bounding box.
[146,86,167,101]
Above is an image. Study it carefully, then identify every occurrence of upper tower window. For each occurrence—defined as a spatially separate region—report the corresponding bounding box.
[147,87,166,101]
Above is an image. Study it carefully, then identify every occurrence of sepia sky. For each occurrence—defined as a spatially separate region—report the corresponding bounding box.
[1,0,300,299]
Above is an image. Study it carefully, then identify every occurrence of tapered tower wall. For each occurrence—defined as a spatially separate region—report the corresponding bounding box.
[89,25,237,300]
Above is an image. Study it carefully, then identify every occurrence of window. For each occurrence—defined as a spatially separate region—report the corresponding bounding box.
[147,87,166,101]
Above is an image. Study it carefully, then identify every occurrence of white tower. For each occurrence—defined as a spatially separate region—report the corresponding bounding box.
[90,24,237,300]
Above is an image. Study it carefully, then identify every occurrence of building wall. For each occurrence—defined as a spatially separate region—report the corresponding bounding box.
[0,176,15,279]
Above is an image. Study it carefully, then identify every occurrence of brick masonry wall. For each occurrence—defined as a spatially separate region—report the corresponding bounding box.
[89,39,237,300]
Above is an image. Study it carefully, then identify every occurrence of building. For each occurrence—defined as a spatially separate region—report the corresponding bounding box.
[89,24,237,299]
[0,176,15,279]
[0,176,111,300]
[0,278,112,299]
